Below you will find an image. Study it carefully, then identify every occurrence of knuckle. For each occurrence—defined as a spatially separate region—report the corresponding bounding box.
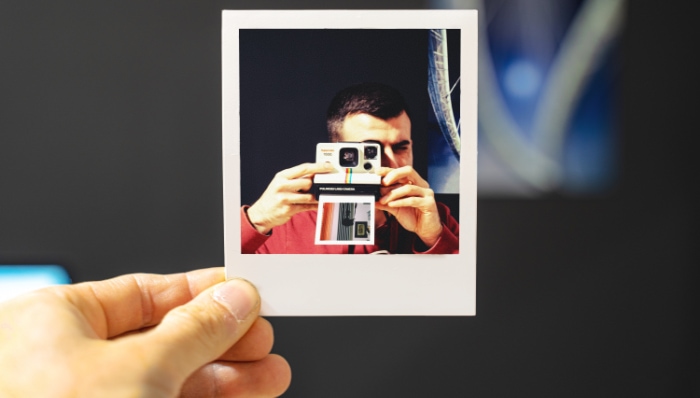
[273,170,286,180]
[169,306,226,349]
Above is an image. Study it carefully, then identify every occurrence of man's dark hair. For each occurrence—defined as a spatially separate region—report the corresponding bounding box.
[326,82,411,142]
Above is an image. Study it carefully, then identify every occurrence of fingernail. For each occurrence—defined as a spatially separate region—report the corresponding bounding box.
[212,278,259,323]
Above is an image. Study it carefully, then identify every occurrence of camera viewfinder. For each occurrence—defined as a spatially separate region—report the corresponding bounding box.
[364,145,378,160]
[339,147,359,167]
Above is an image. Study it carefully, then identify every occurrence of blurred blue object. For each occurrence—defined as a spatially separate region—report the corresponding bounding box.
[429,0,625,197]
[0,265,71,302]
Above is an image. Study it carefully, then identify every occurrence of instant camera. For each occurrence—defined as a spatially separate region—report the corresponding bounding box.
[312,142,381,199]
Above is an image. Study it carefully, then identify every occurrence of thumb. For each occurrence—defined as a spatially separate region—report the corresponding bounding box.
[135,278,261,382]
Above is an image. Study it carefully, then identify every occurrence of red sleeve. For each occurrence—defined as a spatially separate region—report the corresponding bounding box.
[240,206,325,254]
[240,206,272,254]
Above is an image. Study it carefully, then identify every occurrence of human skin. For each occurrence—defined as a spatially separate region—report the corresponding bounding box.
[0,268,291,397]
[246,111,443,247]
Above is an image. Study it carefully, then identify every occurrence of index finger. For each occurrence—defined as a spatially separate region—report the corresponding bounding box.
[278,162,334,179]
[378,166,429,188]
[55,267,226,339]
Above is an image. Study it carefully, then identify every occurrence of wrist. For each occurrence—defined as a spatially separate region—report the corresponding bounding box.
[245,206,271,235]
[419,224,443,248]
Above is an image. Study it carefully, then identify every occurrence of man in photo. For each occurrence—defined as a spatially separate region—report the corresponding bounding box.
[240,82,459,254]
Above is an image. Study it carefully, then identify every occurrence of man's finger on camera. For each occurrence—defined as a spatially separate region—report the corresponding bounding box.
[283,192,318,206]
[377,166,428,188]
[278,162,334,180]
[378,194,434,210]
[379,184,434,207]
[280,177,314,194]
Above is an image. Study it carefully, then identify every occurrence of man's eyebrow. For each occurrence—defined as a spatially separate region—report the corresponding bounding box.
[361,139,412,147]
[392,140,412,149]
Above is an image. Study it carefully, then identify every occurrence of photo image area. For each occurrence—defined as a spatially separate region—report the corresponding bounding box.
[238,29,460,254]
[315,196,375,245]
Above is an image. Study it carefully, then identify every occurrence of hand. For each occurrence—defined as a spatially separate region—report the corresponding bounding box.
[376,166,444,248]
[246,162,334,234]
[0,268,291,398]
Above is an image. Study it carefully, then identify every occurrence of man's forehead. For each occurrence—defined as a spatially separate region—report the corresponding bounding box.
[339,112,412,142]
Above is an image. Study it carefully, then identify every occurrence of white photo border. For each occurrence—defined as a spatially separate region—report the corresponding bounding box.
[222,10,477,316]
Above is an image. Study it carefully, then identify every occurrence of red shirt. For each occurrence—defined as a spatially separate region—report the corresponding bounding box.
[241,202,459,254]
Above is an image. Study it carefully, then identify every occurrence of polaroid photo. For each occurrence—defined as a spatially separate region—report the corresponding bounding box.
[315,195,376,246]
[222,10,477,316]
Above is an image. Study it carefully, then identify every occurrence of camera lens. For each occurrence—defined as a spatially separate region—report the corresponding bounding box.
[363,162,373,170]
[364,145,378,160]
[339,147,358,167]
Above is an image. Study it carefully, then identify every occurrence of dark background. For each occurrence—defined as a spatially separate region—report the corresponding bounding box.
[1,1,697,397]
